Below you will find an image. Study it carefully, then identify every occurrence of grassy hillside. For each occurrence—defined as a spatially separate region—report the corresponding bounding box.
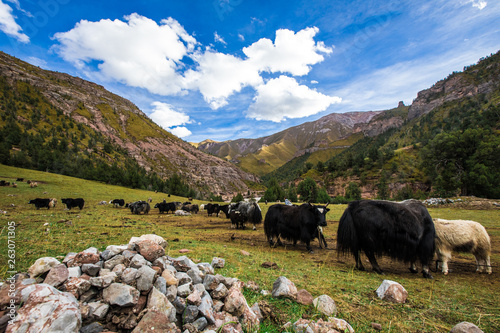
[314,52,500,199]
[1,164,499,332]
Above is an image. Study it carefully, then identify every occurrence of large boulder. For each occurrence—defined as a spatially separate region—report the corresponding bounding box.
[6,284,81,333]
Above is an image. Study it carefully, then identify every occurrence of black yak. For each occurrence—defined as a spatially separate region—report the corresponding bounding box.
[337,199,435,278]
[61,198,85,210]
[228,201,262,230]
[128,201,150,214]
[154,201,176,214]
[264,203,329,252]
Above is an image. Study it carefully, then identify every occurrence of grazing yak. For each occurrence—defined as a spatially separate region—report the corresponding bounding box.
[337,199,435,278]
[219,204,230,218]
[228,201,262,230]
[109,199,125,208]
[128,201,151,214]
[205,203,220,217]
[28,198,56,210]
[264,203,329,252]
[61,198,85,210]
[181,203,199,214]
[433,218,492,275]
[154,201,176,214]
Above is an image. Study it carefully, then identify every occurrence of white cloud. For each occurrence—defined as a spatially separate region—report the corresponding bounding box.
[185,27,332,109]
[169,126,192,138]
[184,51,262,109]
[0,0,29,42]
[467,0,487,10]
[53,16,334,114]
[26,56,47,68]
[214,31,226,44]
[243,27,332,76]
[238,33,245,41]
[149,101,192,138]
[53,13,197,95]
[247,76,341,122]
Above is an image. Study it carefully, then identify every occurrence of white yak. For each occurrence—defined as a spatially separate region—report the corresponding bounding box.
[433,218,492,274]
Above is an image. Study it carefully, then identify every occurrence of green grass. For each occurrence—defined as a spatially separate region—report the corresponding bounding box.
[0,164,499,332]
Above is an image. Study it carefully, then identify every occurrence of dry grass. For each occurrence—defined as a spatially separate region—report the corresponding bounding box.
[0,164,499,332]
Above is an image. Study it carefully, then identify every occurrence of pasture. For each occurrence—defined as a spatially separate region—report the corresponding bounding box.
[0,164,499,332]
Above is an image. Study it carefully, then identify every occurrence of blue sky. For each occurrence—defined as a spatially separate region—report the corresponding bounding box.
[1,0,499,142]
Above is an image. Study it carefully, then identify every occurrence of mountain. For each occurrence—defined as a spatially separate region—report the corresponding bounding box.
[318,51,500,199]
[0,52,259,198]
[196,109,404,176]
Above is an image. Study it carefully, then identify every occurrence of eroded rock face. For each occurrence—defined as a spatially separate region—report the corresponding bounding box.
[6,284,81,333]
[408,74,496,120]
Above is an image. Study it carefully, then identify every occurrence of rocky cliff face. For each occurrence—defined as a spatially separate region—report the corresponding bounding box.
[0,52,258,197]
[408,66,499,120]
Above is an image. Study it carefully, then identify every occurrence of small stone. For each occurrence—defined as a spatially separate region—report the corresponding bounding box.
[450,322,484,333]
[211,257,225,268]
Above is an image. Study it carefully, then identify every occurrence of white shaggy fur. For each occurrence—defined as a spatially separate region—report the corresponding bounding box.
[433,218,492,274]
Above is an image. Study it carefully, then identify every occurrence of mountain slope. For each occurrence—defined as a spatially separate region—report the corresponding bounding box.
[196,110,390,175]
[0,51,259,197]
[320,51,500,199]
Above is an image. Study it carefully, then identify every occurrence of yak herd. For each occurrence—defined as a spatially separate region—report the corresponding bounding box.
[27,195,493,278]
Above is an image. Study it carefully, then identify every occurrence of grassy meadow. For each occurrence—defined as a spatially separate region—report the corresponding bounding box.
[0,164,499,332]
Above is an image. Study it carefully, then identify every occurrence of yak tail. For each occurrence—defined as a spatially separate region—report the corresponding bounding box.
[336,202,358,257]
[251,202,263,224]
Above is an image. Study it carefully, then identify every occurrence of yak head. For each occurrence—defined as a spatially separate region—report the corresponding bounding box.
[310,203,329,227]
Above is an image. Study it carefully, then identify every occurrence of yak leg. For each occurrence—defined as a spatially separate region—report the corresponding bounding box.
[409,262,418,274]
[365,251,383,274]
[305,241,314,254]
[437,249,451,275]
[421,264,433,279]
[353,251,365,271]
[486,256,492,274]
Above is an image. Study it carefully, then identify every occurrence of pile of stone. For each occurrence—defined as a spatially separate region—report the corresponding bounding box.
[0,234,353,333]
[422,198,462,206]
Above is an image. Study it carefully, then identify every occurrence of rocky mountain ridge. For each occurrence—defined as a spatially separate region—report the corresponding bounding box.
[196,105,408,176]
[0,52,258,197]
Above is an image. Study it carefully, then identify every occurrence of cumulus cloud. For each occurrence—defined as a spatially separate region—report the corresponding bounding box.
[169,126,192,138]
[53,15,334,118]
[0,0,29,42]
[149,101,192,137]
[53,13,197,95]
[246,76,341,122]
[243,27,332,76]
[184,51,262,109]
[185,27,332,109]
